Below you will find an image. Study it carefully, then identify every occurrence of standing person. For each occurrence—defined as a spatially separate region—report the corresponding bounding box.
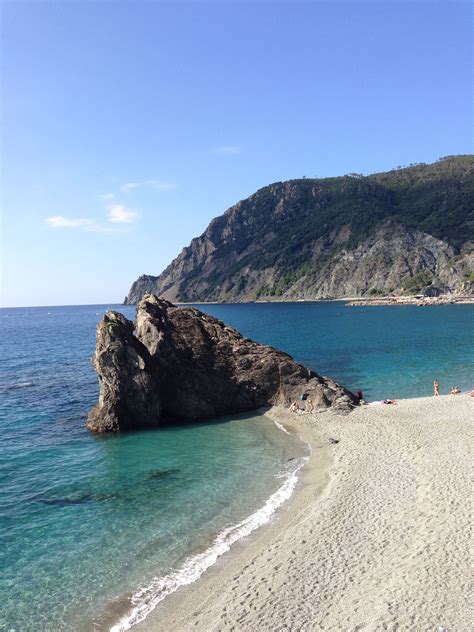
[357,389,363,402]
[306,397,314,413]
[434,380,440,396]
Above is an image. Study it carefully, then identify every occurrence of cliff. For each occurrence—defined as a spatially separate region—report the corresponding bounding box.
[87,295,357,432]
[125,156,474,304]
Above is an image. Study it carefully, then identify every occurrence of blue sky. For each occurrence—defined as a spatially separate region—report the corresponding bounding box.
[2,1,472,307]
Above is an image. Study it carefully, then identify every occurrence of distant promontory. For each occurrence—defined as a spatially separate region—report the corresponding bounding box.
[125,156,474,304]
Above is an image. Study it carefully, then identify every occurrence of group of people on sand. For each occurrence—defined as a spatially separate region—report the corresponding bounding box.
[434,380,463,396]
[288,395,314,414]
[289,389,397,412]
[356,390,397,406]
[289,381,472,413]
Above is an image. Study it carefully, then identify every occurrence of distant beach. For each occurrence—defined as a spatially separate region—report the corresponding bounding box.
[175,294,474,307]
[347,294,474,307]
[134,395,473,632]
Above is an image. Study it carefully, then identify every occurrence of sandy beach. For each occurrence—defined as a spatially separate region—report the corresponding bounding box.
[135,395,473,632]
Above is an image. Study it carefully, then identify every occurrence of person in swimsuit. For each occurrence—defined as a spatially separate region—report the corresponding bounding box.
[434,380,440,396]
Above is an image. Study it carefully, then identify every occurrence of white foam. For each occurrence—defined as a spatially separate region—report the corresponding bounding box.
[110,455,309,632]
[273,418,290,434]
[3,381,34,391]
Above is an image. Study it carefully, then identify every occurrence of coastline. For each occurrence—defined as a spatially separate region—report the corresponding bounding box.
[133,395,473,632]
[126,295,474,307]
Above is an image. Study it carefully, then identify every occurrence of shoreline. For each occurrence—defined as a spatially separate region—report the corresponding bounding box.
[122,295,474,307]
[97,411,315,632]
[129,408,332,632]
[133,395,473,632]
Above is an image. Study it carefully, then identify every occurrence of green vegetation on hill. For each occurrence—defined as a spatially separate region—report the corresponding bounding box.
[127,156,474,303]
[402,271,434,293]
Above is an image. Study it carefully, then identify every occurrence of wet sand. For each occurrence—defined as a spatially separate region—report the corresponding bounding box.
[135,395,473,632]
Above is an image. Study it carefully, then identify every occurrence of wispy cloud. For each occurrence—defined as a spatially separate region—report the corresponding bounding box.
[46,202,139,232]
[46,216,91,229]
[45,179,164,234]
[120,183,139,193]
[107,204,139,224]
[120,179,177,193]
[45,216,117,233]
[213,145,242,155]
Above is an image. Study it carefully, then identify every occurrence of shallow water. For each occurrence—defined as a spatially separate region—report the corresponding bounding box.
[0,301,472,631]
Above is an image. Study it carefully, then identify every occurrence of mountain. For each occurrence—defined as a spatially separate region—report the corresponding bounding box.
[125,156,474,304]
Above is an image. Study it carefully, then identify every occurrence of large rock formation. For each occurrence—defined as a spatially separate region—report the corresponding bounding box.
[125,156,474,304]
[87,295,358,432]
[87,311,161,432]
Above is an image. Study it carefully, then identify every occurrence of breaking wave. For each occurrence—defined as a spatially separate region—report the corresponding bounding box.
[110,447,309,632]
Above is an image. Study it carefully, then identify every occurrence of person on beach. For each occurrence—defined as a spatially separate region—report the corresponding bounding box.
[306,397,314,413]
[450,386,461,395]
[434,380,440,396]
[289,401,298,414]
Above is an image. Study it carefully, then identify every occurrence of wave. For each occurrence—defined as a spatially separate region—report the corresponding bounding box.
[1,381,35,391]
[110,452,309,632]
[273,418,290,434]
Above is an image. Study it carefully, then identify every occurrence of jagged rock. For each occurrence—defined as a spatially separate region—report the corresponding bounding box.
[88,295,358,432]
[87,311,161,432]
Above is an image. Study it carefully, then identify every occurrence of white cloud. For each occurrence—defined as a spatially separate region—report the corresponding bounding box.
[213,145,241,155]
[107,204,139,224]
[46,216,92,229]
[121,182,140,193]
[45,216,118,233]
[120,179,176,193]
[46,194,141,234]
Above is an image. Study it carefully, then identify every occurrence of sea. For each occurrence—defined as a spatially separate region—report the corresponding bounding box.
[1,301,473,631]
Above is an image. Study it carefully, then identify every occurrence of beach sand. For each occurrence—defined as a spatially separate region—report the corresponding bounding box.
[135,395,473,632]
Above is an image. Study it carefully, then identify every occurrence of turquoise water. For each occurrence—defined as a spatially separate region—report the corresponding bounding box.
[194,302,474,400]
[1,302,472,631]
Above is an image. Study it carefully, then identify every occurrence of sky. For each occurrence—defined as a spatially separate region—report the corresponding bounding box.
[1,0,472,307]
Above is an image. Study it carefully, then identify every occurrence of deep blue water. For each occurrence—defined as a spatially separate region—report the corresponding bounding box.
[0,301,472,631]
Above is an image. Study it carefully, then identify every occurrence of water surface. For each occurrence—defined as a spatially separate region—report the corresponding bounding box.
[1,301,472,630]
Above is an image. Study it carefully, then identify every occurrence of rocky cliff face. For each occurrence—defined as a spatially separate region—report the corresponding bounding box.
[87,295,357,432]
[125,156,474,304]
[87,311,162,432]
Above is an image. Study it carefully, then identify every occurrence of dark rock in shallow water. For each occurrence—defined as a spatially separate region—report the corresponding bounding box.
[87,311,161,433]
[87,294,358,433]
[145,468,180,481]
[39,492,117,506]
[40,497,90,506]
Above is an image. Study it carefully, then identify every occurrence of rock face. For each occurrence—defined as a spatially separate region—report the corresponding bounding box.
[87,295,358,432]
[125,156,474,304]
[87,311,161,432]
